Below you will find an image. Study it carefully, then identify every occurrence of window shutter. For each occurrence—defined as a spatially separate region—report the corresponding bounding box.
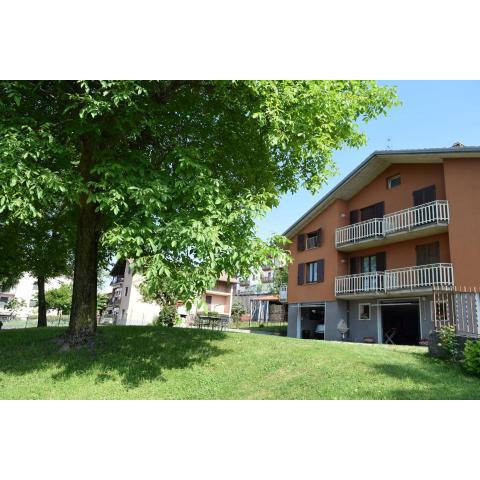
[317,259,325,282]
[297,234,306,252]
[413,185,436,206]
[429,242,440,263]
[349,209,359,224]
[297,263,305,285]
[376,252,386,272]
[416,245,428,266]
[350,256,360,275]
[374,201,385,218]
[317,228,323,246]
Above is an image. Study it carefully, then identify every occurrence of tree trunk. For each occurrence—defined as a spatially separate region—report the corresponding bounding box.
[37,275,47,327]
[67,136,100,344]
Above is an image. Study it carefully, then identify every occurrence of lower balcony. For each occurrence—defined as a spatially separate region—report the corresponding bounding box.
[335,263,454,298]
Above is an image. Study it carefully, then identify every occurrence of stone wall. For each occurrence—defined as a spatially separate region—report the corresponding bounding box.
[428,330,478,359]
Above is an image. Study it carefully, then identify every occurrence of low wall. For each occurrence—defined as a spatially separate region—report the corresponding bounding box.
[428,330,478,359]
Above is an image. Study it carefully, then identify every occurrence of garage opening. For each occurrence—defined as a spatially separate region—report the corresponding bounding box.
[381,300,420,346]
[300,305,325,339]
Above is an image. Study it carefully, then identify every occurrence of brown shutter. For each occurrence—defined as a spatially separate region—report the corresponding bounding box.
[376,252,386,272]
[317,228,323,247]
[413,185,436,206]
[297,263,305,285]
[317,259,325,282]
[349,210,359,224]
[416,244,428,266]
[416,242,440,265]
[374,201,385,218]
[297,234,306,252]
[350,256,360,275]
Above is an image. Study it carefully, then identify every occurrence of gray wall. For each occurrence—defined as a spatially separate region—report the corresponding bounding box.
[348,300,380,343]
[325,300,347,341]
[287,303,299,338]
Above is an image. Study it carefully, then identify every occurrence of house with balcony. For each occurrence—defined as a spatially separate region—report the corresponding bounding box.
[104,259,237,325]
[284,145,480,345]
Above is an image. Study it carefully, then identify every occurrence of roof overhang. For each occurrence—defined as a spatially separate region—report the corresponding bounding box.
[283,147,480,239]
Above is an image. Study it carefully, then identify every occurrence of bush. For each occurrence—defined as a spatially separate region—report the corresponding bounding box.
[231,301,246,322]
[463,340,480,376]
[437,325,459,361]
[153,305,179,327]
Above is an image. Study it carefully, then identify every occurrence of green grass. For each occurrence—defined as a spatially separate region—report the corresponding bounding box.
[231,321,287,333]
[1,326,479,399]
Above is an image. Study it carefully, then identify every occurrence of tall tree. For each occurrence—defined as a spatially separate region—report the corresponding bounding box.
[0,81,398,344]
[0,205,75,326]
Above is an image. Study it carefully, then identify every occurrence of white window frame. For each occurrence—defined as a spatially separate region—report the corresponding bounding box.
[359,303,371,321]
[306,232,319,250]
[387,174,401,189]
[307,261,318,283]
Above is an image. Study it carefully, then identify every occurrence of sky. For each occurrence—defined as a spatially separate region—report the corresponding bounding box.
[255,80,480,239]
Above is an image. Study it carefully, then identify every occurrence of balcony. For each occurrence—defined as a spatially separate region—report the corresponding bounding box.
[335,263,454,298]
[335,201,450,251]
[110,276,124,286]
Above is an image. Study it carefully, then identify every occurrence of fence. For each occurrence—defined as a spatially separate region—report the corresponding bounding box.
[0,315,70,330]
[433,287,480,337]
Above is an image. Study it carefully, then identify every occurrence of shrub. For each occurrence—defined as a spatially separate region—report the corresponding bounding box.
[437,325,458,361]
[153,305,179,327]
[463,340,480,376]
[231,301,246,322]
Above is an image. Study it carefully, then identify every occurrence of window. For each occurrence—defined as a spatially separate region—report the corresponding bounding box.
[387,174,401,189]
[359,303,371,320]
[206,295,212,305]
[125,287,129,296]
[29,299,37,307]
[416,242,440,266]
[307,261,318,283]
[32,282,38,291]
[413,185,436,206]
[306,230,320,249]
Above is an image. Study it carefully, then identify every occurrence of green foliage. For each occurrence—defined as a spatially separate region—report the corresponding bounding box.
[153,305,179,327]
[96,293,109,315]
[5,297,26,314]
[272,266,289,294]
[231,301,246,322]
[45,283,73,314]
[463,340,480,376]
[0,80,399,312]
[438,325,458,361]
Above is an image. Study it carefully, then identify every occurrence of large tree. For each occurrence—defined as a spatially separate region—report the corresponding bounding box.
[0,81,397,344]
[0,204,75,327]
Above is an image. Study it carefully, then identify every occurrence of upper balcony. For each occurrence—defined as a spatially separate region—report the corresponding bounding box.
[335,200,450,251]
[335,263,454,299]
[110,275,124,286]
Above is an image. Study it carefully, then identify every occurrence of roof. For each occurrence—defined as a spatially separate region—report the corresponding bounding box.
[251,295,279,301]
[283,146,480,239]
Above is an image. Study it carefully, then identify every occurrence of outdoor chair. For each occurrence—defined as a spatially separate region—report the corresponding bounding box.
[218,315,230,331]
[384,328,397,345]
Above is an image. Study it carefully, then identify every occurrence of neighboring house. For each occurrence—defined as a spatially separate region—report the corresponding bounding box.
[284,145,480,345]
[104,259,237,325]
[234,264,287,321]
[0,274,70,320]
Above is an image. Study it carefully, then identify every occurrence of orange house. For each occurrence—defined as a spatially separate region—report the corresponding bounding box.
[284,146,480,345]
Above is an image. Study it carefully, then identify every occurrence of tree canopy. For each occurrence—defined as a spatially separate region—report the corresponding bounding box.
[0,81,398,342]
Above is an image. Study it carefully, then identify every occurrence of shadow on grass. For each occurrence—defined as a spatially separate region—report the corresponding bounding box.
[370,350,480,399]
[0,326,228,389]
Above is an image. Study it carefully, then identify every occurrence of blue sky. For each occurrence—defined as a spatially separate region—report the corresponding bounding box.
[256,80,480,239]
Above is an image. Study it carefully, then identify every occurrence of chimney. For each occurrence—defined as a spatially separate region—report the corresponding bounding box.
[451,141,465,148]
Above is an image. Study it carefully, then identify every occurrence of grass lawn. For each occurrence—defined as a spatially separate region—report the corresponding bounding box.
[1,326,479,399]
[232,321,287,334]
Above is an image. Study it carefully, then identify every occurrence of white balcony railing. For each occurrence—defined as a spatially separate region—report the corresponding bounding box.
[335,218,384,246]
[385,263,454,291]
[335,272,385,295]
[335,200,449,247]
[384,200,449,235]
[335,263,454,296]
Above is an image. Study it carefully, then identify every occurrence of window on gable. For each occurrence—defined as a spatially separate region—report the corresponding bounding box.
[306,231,320,249]
[387,174,401,189]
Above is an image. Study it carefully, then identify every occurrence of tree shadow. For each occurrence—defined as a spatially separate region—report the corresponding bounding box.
[370,350,480,399]
[0,326,229,389]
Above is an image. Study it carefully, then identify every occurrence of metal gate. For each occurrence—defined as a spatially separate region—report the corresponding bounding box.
[433,287,480,337]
